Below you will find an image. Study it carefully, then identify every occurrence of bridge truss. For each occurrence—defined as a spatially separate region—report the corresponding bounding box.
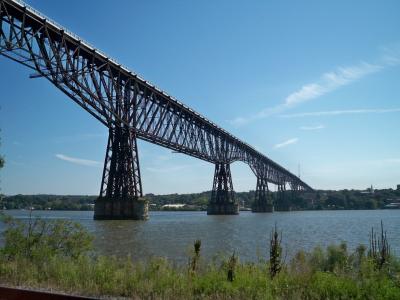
[0,0,312,219]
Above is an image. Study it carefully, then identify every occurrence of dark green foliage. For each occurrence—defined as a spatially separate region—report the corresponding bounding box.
[2,194,97,210]
[369,221,391,269]
[194,239,201,255]
[0,213,93,261]
[0,132,4,170]
[226,252,237,282]
[269,224,282,279]
[3,186,400,211]
[189,239,201,273]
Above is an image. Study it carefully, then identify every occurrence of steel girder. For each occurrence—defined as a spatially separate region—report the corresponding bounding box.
[253,177,271,206]
[0,0,312,192]
[210,163,235,206]
[100,124,142,200]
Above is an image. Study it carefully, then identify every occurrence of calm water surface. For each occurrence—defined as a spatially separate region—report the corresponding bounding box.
[1,210,399,264]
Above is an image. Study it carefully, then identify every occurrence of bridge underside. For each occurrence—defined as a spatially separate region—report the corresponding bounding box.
[0,0,312,220]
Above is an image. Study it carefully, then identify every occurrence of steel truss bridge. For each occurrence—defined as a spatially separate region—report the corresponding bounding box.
[0,0,312,219]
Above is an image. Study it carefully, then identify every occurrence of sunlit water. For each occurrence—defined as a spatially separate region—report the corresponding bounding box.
[1,210,399,264]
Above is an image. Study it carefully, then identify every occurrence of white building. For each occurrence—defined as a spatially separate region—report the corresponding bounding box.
[162,204,186,209]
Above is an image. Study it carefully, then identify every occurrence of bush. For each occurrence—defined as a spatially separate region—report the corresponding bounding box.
[0,213,93,261]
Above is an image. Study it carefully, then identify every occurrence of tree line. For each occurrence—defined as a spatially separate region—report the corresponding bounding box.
[1,187,399,211]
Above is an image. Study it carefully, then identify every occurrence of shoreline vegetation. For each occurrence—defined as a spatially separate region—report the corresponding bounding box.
[1,187,400,211]
[0,214,399,299]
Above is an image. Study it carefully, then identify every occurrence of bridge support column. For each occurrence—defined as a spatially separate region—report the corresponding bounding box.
[291,183,299,201]
[276,183,291,211]
[207,162,239,215]
[252,177,274,213]
[94,125,148,220]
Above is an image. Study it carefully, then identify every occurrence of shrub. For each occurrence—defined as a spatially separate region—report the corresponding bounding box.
[369,221,391,270]
[0,213,93,261]
[269,224,282,279]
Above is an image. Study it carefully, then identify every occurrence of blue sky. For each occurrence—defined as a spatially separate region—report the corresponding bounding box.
[1,0,399,195]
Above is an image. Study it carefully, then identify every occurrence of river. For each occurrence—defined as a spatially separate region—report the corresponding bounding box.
[1,210,399,264]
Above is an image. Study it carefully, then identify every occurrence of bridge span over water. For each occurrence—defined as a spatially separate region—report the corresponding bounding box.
[0,0,312,219]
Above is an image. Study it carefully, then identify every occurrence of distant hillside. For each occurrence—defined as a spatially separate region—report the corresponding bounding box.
[1,194,97,211]
[1,187,399,211]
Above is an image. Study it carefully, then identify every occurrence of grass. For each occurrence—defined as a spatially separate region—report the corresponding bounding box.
[1,254,399,299]
[0,214,399,299]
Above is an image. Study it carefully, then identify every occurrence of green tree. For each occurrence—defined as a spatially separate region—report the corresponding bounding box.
[0,132,4,209]
[0,214,93,261]
[0,129,4,170]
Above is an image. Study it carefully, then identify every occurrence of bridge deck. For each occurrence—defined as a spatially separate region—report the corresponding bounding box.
[0,0,312,191]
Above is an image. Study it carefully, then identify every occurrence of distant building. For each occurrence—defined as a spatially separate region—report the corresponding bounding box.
[397,184,400,191]
[369,185,375,194]
[162,204,186,209]
[384,202,400,209]
[361,185,375,194]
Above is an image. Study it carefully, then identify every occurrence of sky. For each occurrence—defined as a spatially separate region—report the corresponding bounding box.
[0,0,399,195]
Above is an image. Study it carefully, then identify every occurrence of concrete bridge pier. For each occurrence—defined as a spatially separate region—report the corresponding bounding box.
[207,162,239,215]
[252,177,274,212]
[94,125,148,220]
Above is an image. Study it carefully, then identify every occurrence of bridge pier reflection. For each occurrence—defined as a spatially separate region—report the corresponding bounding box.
[207,162,239,215]
[94,125,148,220]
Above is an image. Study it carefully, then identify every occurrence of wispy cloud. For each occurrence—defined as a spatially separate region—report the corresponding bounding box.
[299,125,325,130]
[146,162,207,173]
[274,138,299,149]
[9,160,25,166]
[230,45,400,126]
[146,165,194,173]
[283,63,381,108]
[54,133,107,144]
[55,154,101,167]
[282,108,400,118]
[156,155,171,161]
[369,158,400,166]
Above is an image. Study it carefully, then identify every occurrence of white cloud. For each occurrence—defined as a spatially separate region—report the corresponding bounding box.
[55,154,101,167]
[146,162,207,173]
[156,155,171,161]
[230,106,283,126]
[54,133,107,143]
[230,46,400,126]
[274,138,299,149]
[369,158,400,166]
[9,160,24,166]
[282,108,400,118]
[146,165,193,173]
[299,125,325,130]
[284,62,381,108]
